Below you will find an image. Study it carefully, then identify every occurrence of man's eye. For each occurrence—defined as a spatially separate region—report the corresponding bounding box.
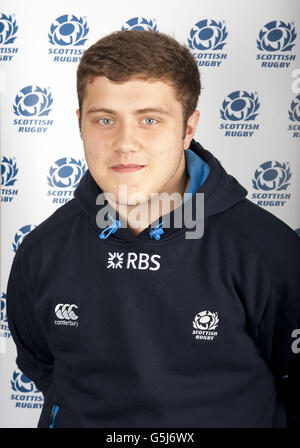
[99,118,112,126]
[143,117,157,125]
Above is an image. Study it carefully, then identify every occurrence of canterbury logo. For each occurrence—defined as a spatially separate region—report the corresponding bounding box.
[55,304,78,320]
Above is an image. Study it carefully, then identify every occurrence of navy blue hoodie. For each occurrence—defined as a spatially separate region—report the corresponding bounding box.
[6,139,300,428]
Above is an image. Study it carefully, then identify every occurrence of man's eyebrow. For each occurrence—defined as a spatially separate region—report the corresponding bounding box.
[86,107,172,116]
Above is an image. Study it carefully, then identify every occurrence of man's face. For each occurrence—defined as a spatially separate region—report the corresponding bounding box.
[78,76,199,205]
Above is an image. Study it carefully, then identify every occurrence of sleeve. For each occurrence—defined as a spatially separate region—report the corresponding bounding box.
[255,229,300,428]
[6,246,54,396]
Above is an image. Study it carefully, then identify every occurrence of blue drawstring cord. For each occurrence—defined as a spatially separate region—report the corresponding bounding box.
[99,213,121,239]
[149,222,165,240]
[49,404,59,428]
[99,214,165,241]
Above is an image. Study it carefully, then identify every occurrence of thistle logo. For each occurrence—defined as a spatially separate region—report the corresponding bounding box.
[219,90,260,137]
[49,14,89,45]
[47,157,86,204]
[0,13,18,61]
[13,86,53,116]
[288,94,300,138]
[1,156,18,203]
[251,161,292,207]
[121,17,158,31]
[256,21,297,68]
[253,161,291,191]
[1,292,11,339]
[13,85,54,133]
[0,292,7,322]
[221,91,259,121]
[188,19,228,67]
[48,14,89,62]
[107,252,161,271]
[10,369,44,409]
[192,311,219,341]
[12,224,36,253]
[0,13,18,43]
[54,303,79,327]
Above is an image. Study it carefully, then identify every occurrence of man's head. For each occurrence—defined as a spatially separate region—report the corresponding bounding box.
[76,30,201,205]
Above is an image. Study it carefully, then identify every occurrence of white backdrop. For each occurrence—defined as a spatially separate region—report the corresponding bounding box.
[1,0,299,428]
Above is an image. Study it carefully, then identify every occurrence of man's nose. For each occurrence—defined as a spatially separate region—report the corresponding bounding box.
[113,121,138,153]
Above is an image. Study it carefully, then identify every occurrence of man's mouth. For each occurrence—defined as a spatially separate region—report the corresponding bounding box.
[111,164,145,173]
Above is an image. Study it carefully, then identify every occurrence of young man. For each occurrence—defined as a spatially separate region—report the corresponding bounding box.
[6,30,300,428]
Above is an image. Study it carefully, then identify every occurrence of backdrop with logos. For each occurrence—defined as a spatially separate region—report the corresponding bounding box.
[0,0,299,428]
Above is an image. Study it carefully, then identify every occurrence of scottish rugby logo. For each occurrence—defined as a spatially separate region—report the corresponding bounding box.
[1,156,18,203]
[10,369,44,409]
[288,95,300,138]
[49,14,89,46]
[220,90,259,121]
[1,156,18,186]
[252,161,291,191]
[121,17,158,31]
[0,13,18,44]
[188,19,227,50]
[0,292,11,339]
[219,90,260,136]
[0,292,7,323]
[48,14,89,62]
[0,13,18,61]
[256,21,296,68]
[188,19,228,67]
[47,157,86,204]
[192,311,219,341]
[11,370,39,394]
[252,161,292,207]
[13,85,53,117]
[257,21,296,52]
[13,85,54,133]
[12,224,36,253]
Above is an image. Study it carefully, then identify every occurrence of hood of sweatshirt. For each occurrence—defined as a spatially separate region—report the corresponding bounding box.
[73,139,248,242]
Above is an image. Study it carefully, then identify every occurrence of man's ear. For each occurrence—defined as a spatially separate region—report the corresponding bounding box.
[183,110,200,150]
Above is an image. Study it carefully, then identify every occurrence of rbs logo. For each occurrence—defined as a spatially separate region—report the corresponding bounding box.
[107,251,161,271]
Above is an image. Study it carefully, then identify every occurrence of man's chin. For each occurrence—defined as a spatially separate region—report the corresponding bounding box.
[119,192,150,207]
[105,190,150,207]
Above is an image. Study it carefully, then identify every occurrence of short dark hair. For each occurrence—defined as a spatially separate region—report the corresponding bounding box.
[77,29,201,136]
